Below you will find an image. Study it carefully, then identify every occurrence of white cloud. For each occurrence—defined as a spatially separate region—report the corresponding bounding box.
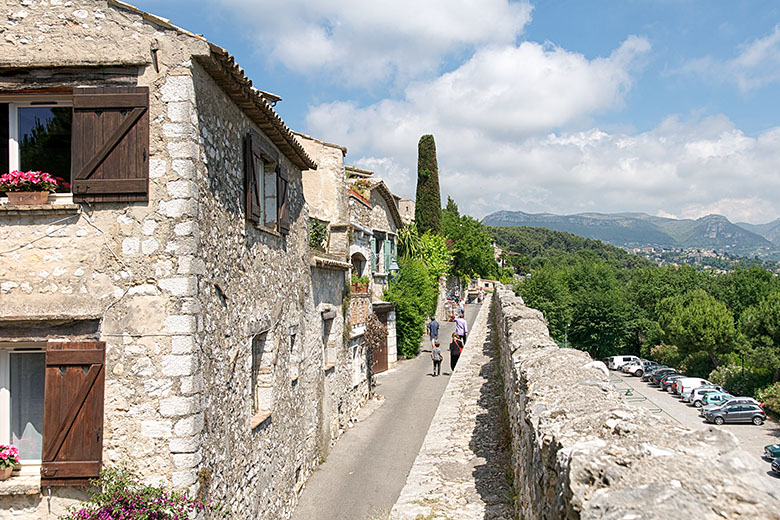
[213,0,533,86]
[680,25,780,91]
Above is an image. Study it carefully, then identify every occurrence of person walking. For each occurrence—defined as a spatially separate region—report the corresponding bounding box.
[431,341,442,376]
[455,312,468,344]
[426,316,440,348]
[449,332,463,372]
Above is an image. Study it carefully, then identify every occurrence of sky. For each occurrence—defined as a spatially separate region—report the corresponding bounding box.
[132,0,780,225]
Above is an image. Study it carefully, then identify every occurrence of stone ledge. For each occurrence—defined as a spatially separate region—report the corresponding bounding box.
[0,204,80,216]
[324,363,336,372]
[255,224,281,238]
[0,475,40,496]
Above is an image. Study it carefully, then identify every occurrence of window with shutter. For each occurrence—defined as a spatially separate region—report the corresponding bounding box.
[41,341,105,486]
[0,104,8,179]
[71,87,149,202]
[245,130,283,232]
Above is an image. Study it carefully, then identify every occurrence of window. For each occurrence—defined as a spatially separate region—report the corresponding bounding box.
[0,343,45,474]
[1,87,150,202]
[250,333,273,428]
[1,99,73,193]
[245,129,289,234]
[322,317,336,370]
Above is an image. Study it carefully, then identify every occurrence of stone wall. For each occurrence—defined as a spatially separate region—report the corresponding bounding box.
[493,285,780,519]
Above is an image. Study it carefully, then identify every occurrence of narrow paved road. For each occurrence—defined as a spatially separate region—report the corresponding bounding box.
[292,304,481,520]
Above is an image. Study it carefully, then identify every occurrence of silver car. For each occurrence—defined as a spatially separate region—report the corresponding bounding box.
[700,397,761,417]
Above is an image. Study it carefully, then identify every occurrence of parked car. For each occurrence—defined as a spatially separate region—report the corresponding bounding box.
[648,368,677,385]
[704,403,765,425]
[660,373,685,392]
[772,458,780,476]
[627,360,657,377]
[700,396,759,417]
[674,377,711,397]
[607,355,641,370]
[641,365,668,382]
[687,386,727,407]
[701,392,735,408]
[763,444,780,460]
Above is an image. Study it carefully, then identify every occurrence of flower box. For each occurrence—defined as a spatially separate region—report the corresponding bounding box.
[6,191,50,205]
[351,282,368,294]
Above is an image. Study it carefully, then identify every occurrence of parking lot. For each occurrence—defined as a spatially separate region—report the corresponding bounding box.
[611,370,780,481]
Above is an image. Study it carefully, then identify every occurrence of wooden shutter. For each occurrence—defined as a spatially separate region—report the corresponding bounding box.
[277,166,289,234]
[245,131,263,223]
[41,341,105,486]
[71,87,149,202]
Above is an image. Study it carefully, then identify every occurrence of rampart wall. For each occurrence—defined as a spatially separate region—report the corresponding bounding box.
[493,285,780,519]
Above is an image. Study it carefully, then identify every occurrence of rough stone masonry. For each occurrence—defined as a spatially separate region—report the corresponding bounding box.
[493,285,780,519]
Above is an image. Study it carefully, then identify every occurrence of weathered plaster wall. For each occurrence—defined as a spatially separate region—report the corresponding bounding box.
[493,285,780,519]
[298,135,348,228]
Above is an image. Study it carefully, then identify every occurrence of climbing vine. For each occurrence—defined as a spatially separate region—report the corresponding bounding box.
[309,218,329,251]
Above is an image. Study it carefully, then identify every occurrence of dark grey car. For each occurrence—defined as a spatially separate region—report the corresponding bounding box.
[705,404,766,426]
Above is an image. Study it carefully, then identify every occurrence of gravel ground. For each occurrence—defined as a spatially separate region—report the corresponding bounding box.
[611,370,780,481]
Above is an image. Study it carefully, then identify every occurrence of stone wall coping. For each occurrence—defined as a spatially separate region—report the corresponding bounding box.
[311,256,351,271]
[0,204,80,217]
[0,475,40,496]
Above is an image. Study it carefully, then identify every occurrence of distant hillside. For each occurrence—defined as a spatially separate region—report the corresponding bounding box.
[483,210,779,258]
[490,226,651,270]
[737,219,780,247]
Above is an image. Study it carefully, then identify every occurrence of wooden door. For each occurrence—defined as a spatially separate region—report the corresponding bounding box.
[372,311,388,373]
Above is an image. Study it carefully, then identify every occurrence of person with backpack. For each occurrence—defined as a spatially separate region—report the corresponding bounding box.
[431,341,442,376]
[449,332,463,371]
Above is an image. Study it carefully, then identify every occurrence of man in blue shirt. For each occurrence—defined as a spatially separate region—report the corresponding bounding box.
[426,316,440,347]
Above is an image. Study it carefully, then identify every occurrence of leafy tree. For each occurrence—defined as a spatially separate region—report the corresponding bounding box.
[397,223,423,260]
[515,264,572,340]
[657,289,735,366]
[385,258,438,358]
[414,134,442,234]
[738,290,780,381]
[443,212,497,279]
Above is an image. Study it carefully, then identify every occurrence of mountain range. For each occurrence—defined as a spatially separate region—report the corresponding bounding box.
[482,210,780,258]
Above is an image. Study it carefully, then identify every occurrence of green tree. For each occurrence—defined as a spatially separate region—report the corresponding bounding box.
[385,259,438,358]
[657,289,735,366]
[414,134,442,234]
[515,264,572,340]
[739,290,780,381]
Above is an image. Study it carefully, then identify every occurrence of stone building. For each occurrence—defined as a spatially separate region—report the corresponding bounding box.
[295,132,373,440]
[0,1,367,518]
[346,170,401,373]
[298,137,400,376]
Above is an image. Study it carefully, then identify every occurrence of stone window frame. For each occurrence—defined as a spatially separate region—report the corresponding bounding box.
[250,332,274,429]
[1,94,75,203]
[321,309,337,372]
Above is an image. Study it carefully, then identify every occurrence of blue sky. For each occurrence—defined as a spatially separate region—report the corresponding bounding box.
[133,1,780,224]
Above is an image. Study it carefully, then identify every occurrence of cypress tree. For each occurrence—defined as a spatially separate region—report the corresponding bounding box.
[414,134,442,234]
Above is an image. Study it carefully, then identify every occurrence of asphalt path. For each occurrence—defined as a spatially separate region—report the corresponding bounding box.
[611,370,780,481]
[292,304,481,520]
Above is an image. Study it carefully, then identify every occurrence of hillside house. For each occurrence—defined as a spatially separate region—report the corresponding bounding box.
[0,1,366,518]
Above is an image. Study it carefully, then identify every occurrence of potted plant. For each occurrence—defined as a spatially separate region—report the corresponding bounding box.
[0,170,70,205]
[351,274,369,293]
[0,444,20,480]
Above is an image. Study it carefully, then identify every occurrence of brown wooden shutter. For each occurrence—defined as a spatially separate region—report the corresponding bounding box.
[41,341,105,486]
[71,87,149,203]
[245,131,263,223]
[277,166,289,234]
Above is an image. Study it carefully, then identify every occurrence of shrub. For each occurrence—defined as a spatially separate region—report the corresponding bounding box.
[385,258,437,358]
[708,364,773,398]
[649,343,681,367]
[756,383,780,415]
[678,351,715,378]
[60,466,228,519]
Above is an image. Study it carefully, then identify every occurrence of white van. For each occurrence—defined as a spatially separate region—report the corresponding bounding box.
[607,356,640,370]
[675,377,710,396]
